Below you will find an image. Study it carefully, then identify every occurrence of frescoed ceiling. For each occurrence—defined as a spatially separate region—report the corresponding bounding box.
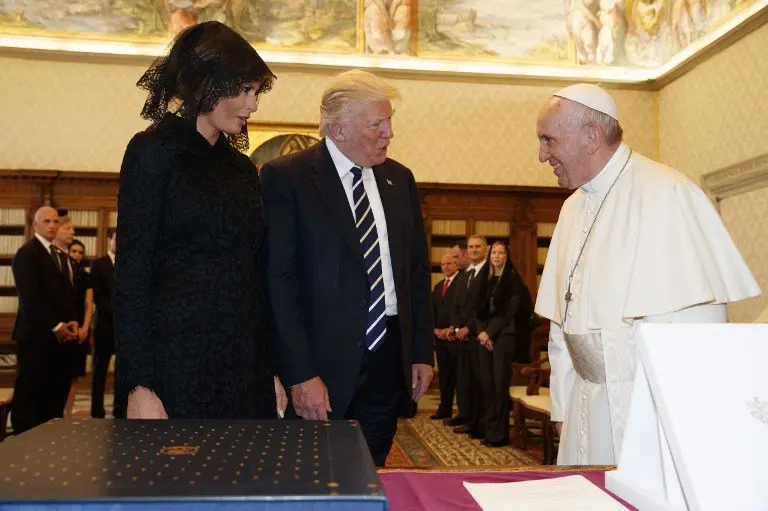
[0,0,765,85]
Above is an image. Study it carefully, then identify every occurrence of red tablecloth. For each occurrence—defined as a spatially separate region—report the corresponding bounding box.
[380,468,635,510]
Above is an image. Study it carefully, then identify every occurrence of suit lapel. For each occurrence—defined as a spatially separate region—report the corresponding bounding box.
[32,237,61,275]
[32,237,70,292]
[373,164,403,286]
[310,141,366,271]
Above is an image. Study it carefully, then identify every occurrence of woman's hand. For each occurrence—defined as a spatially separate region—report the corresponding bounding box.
[478,332,494,351]
[274,376,288,419]
[126,387,168,419]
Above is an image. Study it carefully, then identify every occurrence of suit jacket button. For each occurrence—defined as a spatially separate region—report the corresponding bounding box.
[360,299,367,308]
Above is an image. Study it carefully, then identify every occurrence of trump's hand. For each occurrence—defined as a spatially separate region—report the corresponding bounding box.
[291,377,332,420]
[411,364,433,402]
[127,387,168,419]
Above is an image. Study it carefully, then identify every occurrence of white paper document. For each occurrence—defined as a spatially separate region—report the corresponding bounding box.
[463,475,627,511]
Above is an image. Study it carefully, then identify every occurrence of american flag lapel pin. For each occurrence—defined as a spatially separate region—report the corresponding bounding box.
[386,178,394,186]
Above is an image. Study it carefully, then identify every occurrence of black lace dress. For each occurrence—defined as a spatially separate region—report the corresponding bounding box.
[114,114,276,419]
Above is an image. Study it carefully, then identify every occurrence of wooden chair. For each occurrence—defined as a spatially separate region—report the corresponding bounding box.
[509,320,549,448]
[0,388,12,442]
[515,361,559,464]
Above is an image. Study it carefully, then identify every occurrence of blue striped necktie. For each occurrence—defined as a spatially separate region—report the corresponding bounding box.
[351,166,387,352]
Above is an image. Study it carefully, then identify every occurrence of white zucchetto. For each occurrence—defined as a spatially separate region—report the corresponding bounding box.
[554,83,620,122]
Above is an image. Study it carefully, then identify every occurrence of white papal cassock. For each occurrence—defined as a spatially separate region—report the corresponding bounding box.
[535,142,761,465]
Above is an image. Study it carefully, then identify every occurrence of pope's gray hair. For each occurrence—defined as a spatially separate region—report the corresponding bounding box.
[567,101,623,146]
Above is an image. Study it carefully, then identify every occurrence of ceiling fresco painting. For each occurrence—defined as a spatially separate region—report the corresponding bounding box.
[0,0,764,79]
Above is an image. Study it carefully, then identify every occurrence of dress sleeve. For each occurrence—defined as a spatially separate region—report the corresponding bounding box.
[113,132,172,398]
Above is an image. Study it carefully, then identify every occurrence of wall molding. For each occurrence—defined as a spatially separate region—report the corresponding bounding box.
[701,152,768,201]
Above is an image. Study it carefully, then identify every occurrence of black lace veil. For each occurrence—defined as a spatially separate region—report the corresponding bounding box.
[137,21,275,151]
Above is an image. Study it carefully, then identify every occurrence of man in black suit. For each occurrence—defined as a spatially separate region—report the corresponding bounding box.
[262,70,434,467]
[450,241,470,271]
[11,206,79,434]
[430,252,459,420]
[90,229,116,418]
[446,235,487,434]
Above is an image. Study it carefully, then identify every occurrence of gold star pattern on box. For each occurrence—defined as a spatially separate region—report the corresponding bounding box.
[0,419,385,506]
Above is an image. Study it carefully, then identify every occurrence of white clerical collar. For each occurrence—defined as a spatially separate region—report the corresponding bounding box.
[581,142,630,195]
[468,260,486,273]
[326,137,371,178]
[34,232,54,250]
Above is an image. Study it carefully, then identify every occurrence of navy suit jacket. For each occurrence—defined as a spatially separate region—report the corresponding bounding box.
[261,139,433,419]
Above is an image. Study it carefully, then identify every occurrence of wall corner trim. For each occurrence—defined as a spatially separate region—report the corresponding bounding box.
[701,152,768,200]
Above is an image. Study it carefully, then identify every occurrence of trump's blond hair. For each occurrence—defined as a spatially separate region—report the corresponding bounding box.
[319,70,400,137]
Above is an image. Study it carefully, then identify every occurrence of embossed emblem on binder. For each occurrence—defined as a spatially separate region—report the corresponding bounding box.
[747,397,768,425]
[159,445,200,456]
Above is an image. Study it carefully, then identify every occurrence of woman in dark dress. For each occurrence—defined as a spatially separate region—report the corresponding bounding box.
[472,242,533,446]
[114,21,286,420]
[66,239,93,409]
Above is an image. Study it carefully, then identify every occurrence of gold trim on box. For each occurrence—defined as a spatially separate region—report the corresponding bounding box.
[159,445,199,456]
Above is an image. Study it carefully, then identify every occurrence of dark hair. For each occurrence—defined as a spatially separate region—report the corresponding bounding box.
[70,239,85,252]
[452,240,467,251]
[137,21,276,150]
[107,228,117,240]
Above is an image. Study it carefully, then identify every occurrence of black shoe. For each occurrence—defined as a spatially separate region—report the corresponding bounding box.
[429,413,450,420]
[482,439,509,447]
[453,424,473,434]
[444,416,467,426]
[470,431,485,440]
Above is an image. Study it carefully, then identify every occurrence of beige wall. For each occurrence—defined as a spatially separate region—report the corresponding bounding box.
[659,23,768,183]
[721,188,768,322]
[0,54,657,186]
[659,23,768,321]
[1,25,765,317]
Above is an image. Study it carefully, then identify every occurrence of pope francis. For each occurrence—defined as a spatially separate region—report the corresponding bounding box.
[534,83,761,465]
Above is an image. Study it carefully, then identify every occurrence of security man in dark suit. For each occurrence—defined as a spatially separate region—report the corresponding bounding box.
[262,70,434,466]
[11,206,79,434]
[430,252,460,420]
[447,235,488,435]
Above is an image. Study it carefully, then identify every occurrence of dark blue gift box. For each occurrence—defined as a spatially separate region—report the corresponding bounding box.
[0,419,387,510]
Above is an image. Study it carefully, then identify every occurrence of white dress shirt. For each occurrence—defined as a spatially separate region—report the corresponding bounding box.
[326,137,397,315]
[465,260,486,288]
[108,250,115,266]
